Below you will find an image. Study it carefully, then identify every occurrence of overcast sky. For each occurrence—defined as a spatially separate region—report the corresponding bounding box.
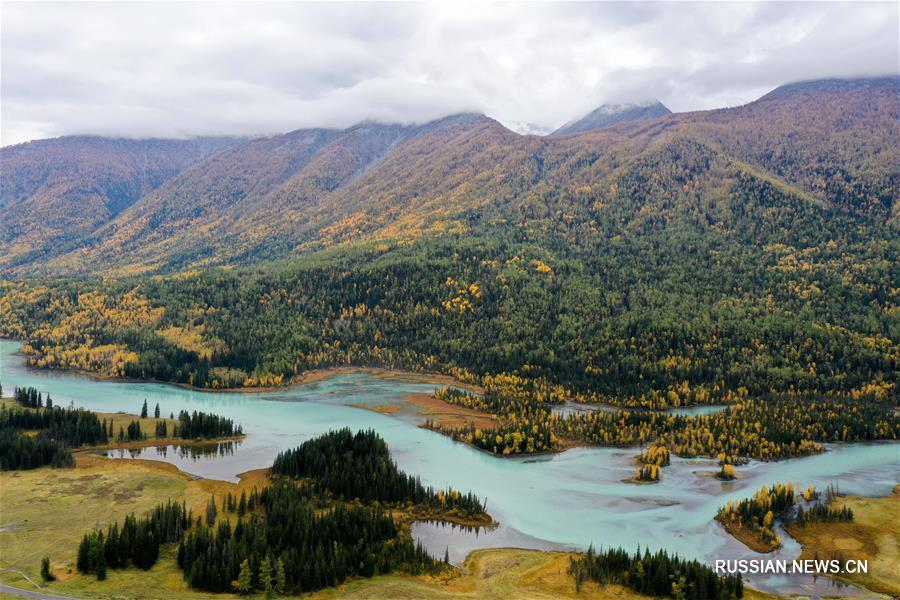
[2,1,898,145]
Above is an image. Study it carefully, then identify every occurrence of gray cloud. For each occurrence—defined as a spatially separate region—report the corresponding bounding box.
[2,1,897,145]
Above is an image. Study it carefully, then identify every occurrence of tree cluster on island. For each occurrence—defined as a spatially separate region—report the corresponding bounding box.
[425,385,898,463]
[716,483,796,550]
[271,428,486,520]
[717,482,855,552]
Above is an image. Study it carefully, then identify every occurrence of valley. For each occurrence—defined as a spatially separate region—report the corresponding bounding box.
[1,340,897,598]
[1,74,898,599]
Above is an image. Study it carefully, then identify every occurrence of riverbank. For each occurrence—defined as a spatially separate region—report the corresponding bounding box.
[3,341,482,394]
[406,392,500,429]
[715,517,780,553]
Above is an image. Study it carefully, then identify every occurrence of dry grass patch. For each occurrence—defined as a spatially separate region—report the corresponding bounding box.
[787,485,900,596]
[406,393,499,429]
[0,456,265,599]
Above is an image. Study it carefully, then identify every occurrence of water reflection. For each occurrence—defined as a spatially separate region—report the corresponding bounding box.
[412,519,572,566]
[98,441,242,472]
[551,400,730,418]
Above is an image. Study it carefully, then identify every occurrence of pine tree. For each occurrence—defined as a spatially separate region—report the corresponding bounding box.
[235,559,253,594]
[105,523,120,569]
[76,535,91,573]
[95,546,107,581]
[40,557,54,582]
[238,491,247,516]
[275,557,286,595]
[45,395,53,410]
[141,399,148,418]
[206,496,217,526]
[259,556,274,599]
[154,403,160,418]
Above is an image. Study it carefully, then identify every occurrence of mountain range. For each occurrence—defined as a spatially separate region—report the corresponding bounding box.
[1,76,897,276]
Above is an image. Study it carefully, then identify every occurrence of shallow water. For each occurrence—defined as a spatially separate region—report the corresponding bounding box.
[551,400,730,417]
[1,339,896,598]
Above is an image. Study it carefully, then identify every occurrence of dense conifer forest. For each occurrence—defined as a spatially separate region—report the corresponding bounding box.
[568,546,743,599]
[272,428,486,519]
[178,480,439,594]
[70,430,489,594]
[1,386,108,469]
[173,410,242,439]
[77,501,191,579]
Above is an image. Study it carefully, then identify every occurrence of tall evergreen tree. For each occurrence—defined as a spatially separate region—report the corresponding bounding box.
[259,556,274,599]
[275,558,286,595]
[40,557,54,582]
[206,496,217,526]
[235,559,253,594]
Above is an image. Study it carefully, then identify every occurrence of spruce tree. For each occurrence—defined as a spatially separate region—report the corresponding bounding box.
[40,557,54,582]
[275,558,286,595]
[95,546,107,581]
[235,559,253,594]
[140,399,148,418]
[206,496,217,526]
[259,556,274,599]
[76,535,91,573]
[154,403,160,418]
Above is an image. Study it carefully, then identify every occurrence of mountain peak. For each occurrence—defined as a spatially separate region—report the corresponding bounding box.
[552,100,671,135]
[759,75,900,102]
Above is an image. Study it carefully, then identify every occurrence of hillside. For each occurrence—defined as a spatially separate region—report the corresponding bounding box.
[609,76,900,216]
[0,136,237,271]
[1,78,897,403]
[1,76,896,277]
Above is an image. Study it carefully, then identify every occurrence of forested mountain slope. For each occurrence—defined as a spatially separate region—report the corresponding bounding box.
[0,76,896,405]
[2,130,896,403]
[2,77,897,276]
[0,136,237,271]
[606,77,899,216]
